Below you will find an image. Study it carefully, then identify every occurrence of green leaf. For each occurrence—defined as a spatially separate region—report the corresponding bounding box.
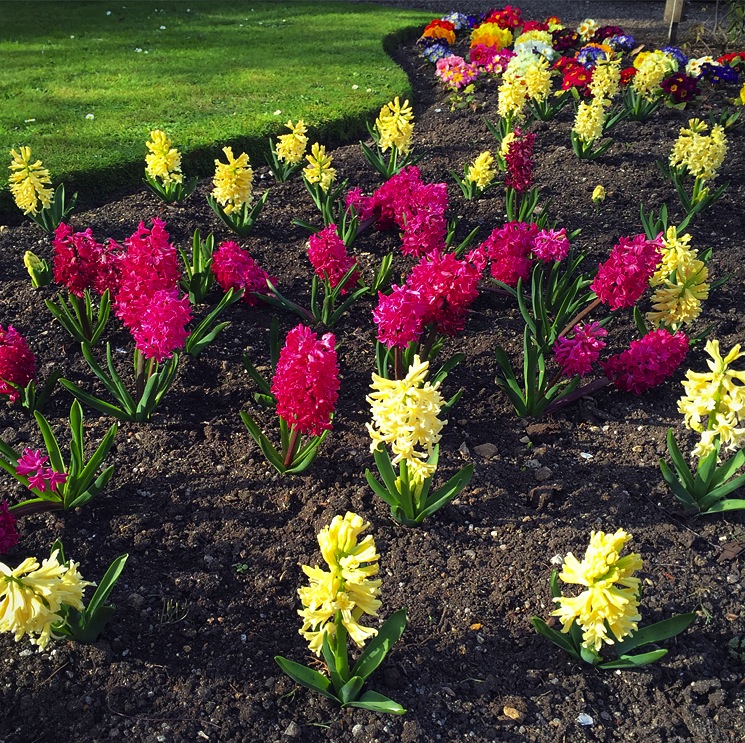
[352,609,407,681]
[709,449,745,489]
[365,471,400,510]
[274,656,339,703]
[704,498,745,513]
[339,676,365,704]
[83,553,128,625]
[322,632,346,694]
[531,617,582,660]
[240,412,285,472]
[345,690,406,715]
[665,430,695,491]
[34,410,65,473]
[418,464,474,521]
[693,444,720,494]
[598,649,668,669]
[659,459,698,510]
[613,613,695,655]
[372,446,400,496]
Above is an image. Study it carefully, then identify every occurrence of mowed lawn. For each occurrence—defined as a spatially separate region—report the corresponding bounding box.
[1,1,430,207]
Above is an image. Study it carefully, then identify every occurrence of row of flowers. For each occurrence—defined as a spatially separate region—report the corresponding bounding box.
[2,15,743,714]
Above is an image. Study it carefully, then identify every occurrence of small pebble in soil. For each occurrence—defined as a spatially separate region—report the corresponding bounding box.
[534,467,552,482]
[577,713,594,726]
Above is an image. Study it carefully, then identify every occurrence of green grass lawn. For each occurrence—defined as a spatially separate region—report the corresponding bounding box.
[1,0,430,213]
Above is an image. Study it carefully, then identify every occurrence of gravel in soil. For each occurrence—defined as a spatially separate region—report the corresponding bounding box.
[1,13,745,743]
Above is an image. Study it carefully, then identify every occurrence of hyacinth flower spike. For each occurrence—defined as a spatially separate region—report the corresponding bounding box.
[265,119,308,182]
[533,530,695,668]
[241,323,340,474]
[275,513,407,713]
[143,129,197,204]
[360,97,420,179]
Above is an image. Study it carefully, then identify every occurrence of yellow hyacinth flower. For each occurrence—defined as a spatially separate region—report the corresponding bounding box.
[298,512,382,655]
[632,51,677,100]
[0,551,91,650]
[678,340,745,458]
[466,150,496,190]
[8,146,54,216]
[145,129,183,185]
[303,142,336,192]
[367,356,446,485]
[552,530,642,652]
[740,82,745,106]
[497,77,528,121]
[375,97,414,155]
[523,57,552,103]
[212,146,253,214]
[669,119,727,181]
[592,185,606,203]
[572,98,609,144]
[275,119,308,165]
[589,59,621,101]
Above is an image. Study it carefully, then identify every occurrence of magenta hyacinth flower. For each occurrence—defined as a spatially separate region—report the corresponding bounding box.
[553,322,608,378]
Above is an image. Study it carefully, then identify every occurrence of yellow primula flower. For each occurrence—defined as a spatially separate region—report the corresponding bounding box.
[589,59,621,101]
[576,18,599,42]
[572,98,609,144]
[375,97,414,155]
[303,142,336,193]
[275,119,308,165]
[8,146,54,215]
[552,529,642,652]
[145,129,183,185]
[211,146,253,214]
[298,512,382,655]
[366,356,446,485]
[465,150,496,190]
[669,119,727,181]
[0,550,92,650]
[469,22,512,50]
[678,340,745,458]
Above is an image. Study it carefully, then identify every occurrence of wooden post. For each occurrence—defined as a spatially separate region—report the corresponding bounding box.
[664,0,686,44]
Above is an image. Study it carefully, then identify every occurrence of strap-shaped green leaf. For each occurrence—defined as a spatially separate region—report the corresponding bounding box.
[339,676,365,705]
[34,410,65,473]
[240,412,285,472]
[419,464,473,521]
[613,613,695,655]
[665,429,695,491]
[709,449,745,489]
[59,379,130,420]
[274,656,338,702]
[365,471,400,509]
[352,609,407,681]
[346,690,406,715]
[83,553,128,625]
[660,459,698,510]
[704,498,745,513]
[598,649,668,669]
[531,617,582,661]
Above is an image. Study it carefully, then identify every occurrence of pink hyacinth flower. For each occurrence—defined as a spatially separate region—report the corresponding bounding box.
[0,326,37,403]
[602,329,689,394]
[553,322,608,378]
[479,221,540,287]
[591,233,663,310]
[271,325,340,436]
[373,284,427,349]
[53,222,118,297]
[533,228,571,263]
[129,289,192,363]
[307,225,360,292]
[211,240,273,305]
[16,448,49,476]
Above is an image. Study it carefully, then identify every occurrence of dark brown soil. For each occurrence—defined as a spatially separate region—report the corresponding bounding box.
[2,20,745,743]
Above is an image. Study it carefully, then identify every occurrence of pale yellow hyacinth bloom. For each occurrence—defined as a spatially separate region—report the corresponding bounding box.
[211,146,253,214]
[145,129,183,185]
[523,57,552,103]
[375,97,414,155]
[633,51,677,100]
[647,226,709,330]
[678,340,745,459]
[740,82,745,106]
[589,60,621,101]
[275,119,308,165]
[367,356,446,485]
[466,151,497,190]
[499,131,516,159]
[8,146,54,215]
[0,551,91,650]
[303,142,336,193]
[552,530,642,652]
[573,98,609,144]
[669,119,727,182]
[298,512,382,655]
[497,76,528,121]
[592,185,606,203]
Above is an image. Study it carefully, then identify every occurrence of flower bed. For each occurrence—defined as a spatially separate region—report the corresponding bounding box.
[1,7,745,742]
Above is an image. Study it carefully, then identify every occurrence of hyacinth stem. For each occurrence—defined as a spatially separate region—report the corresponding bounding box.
[543,376,610,416]
[558,297,602,339]
[284,427,301,468]
[10,499,64,517]
[419,325,439,363]
[394,347,403,380]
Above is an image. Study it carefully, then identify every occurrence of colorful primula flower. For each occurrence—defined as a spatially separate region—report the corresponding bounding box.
[435,55,480,90]
[552,529,642,652]
[470,22,513,50]
[576,18,599,42]
[212,147,253,214]
[271,324,340,437]
[298,512,382,655]
[420,19,456,46]
[8,147,54,216]
[633,51,678,100]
